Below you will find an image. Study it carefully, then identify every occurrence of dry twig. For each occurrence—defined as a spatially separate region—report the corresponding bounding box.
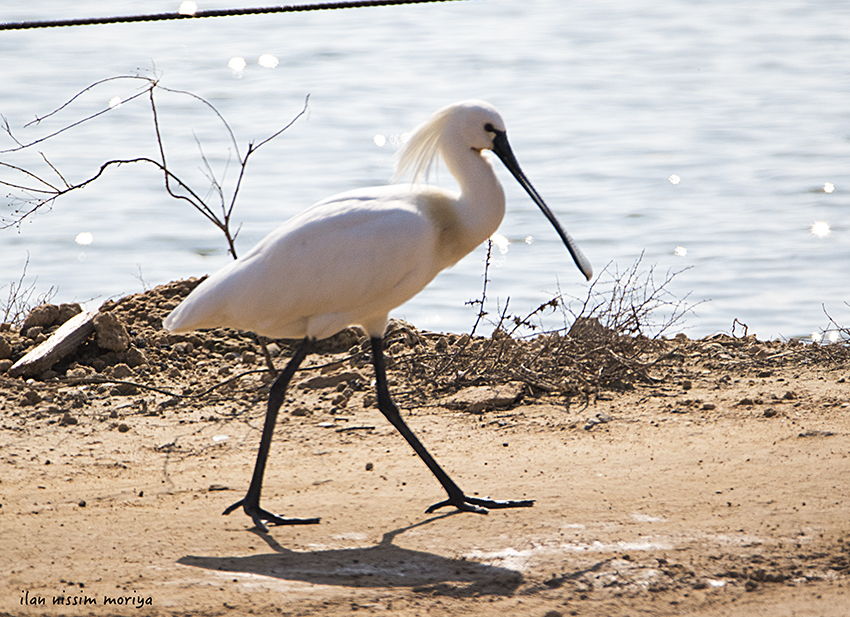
[1,74,309,259]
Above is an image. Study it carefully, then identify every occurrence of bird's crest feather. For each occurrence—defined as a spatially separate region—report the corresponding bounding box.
[392,104,455,185]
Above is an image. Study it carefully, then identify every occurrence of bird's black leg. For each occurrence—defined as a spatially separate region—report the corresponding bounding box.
[369,336,533,514]
[223,336,320,531]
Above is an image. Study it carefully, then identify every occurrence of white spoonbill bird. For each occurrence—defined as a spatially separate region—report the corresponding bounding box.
[164,100,592,531]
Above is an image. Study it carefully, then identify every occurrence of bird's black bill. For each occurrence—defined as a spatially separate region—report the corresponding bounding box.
[491,130,592,281]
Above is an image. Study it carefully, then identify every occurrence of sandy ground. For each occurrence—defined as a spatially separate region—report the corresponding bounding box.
[1,281,849,616]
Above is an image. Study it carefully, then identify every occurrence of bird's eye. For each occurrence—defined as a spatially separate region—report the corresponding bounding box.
[484,122,495,133]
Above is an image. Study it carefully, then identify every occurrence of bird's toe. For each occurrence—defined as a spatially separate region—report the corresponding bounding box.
[223,497,319,529]
[426,493,533,515]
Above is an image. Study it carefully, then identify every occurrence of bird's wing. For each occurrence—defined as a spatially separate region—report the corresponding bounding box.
[165,186,453,340]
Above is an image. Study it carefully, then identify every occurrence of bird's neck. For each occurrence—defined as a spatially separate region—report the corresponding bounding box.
[441,140,506,246]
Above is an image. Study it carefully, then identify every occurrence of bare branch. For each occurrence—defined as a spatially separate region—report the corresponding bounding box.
[465,238,493,336]
[223,94,311,252]
[22,74,158,128]
[155,83,243,162]
[3,156,218,230]
[0,160,60,193]
[38,152,71,189]
[1,75,309,260]
[2,76,157,155]
[1,115,24,148]
[253,94,310,151]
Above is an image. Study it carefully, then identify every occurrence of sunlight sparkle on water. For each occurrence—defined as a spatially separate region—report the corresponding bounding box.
[525,235,534,245]
[824,182,835,193]
[394,132,411,148]
[178,1,197,15]
[669,174,681,185]
[258,54,279,68]
[108,97,122,110]
[228,57,247,72]
[813,330,841,344]
[75,232,93,245]
[674,246,687,257]
[810,221,831,237]
[376,133,410,149]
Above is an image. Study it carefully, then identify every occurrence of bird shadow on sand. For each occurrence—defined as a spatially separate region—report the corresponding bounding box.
[178,513,523,597]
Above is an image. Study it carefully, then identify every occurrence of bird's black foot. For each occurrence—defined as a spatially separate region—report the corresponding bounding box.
[426,494,535,515]
[223,498,320,532]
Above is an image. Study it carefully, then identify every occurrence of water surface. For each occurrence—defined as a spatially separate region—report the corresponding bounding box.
[1,0,848,340]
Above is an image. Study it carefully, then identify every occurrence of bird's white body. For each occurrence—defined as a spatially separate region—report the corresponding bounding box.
[165,101,509,340]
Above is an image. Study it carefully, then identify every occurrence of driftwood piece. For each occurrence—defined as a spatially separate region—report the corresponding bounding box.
[8,311,96,378]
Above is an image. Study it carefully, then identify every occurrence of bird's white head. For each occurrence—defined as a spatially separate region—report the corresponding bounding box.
[393,100,506,185]
[449,100,507,152]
